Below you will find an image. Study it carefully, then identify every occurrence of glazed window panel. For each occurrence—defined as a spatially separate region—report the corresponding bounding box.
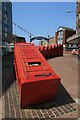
[58,31,63,38]
[4,2,7,6]
[0,24,2,30]
[4,5,7,11]
[4,13,7,19]
[78,13,80,20]
[4,32,7,38]
[76,16,78,22]
[4,26,7,32]
[58,38,63,44]
[78,26,80,33]
[4,19,7,25]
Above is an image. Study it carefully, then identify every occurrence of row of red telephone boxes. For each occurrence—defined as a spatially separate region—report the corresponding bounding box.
[14,42,61,108]
[37,44,63,58]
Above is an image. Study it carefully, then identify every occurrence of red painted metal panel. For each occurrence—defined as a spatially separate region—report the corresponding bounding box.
[41,46,47,58]
[57,44,63,56]
[54,44,58,57]
[60,44,63,56]
[47,45,51,58]
[14,42,61,108]
[50,44,55,57]
[37,44,63,58]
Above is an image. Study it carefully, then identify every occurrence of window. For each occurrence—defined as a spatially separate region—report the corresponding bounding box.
[58,37,63,44]
[4,32,7,38]
[69,44,71,47]
[0,24,2,30]
[78,26,80,33]
[58,31,63,44]
[4,2,7,6]
[73,45,77,47]
[0,30,2,34]
[0,12,1,17]
[0,35,2,40]
[78,13,80,20]
[4,26,7,32]
[4,13,7,19]
[78,1,80,4]
[0,4,2,10]
[60,31,63,38]
[4,19,7,25]
[58,31,63,38]
[76,16,78,22]
[4,6,7,11]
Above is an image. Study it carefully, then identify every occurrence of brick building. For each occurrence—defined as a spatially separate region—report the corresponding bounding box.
[0,0,13,43]
[76,1,80,34]
[67,1,80,46]
[12,35,26,43]
[55,26,76,49]
[48,37,55,45]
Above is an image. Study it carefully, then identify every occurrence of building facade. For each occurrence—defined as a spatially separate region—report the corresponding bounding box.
[76,1,80,34]
[1,0,12,44]
[66,1,80,46]
[55,26,76,50]
[49,37,55,45]
[13,35,26,43]
[0,1,2,45]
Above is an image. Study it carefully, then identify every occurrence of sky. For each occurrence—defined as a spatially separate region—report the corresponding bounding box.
[12,2,76,45]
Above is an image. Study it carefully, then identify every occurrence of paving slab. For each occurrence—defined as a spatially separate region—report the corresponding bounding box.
[2,53,80,119]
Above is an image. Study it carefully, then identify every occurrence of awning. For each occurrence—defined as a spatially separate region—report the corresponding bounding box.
[67,33,80,44]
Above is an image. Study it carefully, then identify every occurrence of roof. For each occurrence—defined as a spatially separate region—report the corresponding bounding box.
[30,36,49,42]
[67,33,80,44]
[49,37,54,39]
[13,34,25,39]
[57,26,75,31]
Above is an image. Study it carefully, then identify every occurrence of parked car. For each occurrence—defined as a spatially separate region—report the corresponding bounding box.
[77,49,80,58]
[71,49,78,55]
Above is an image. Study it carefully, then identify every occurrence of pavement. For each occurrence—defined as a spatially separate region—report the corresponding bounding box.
[1,53,80,119]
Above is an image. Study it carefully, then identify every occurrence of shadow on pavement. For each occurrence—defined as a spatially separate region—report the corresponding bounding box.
[54,83,75,106]
[28,83,75,109]
[2,53,16,97]
[46,55,63,60]
[2,53,75,109]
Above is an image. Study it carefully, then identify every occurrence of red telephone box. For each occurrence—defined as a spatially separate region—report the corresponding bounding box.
[14,42,61,108]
